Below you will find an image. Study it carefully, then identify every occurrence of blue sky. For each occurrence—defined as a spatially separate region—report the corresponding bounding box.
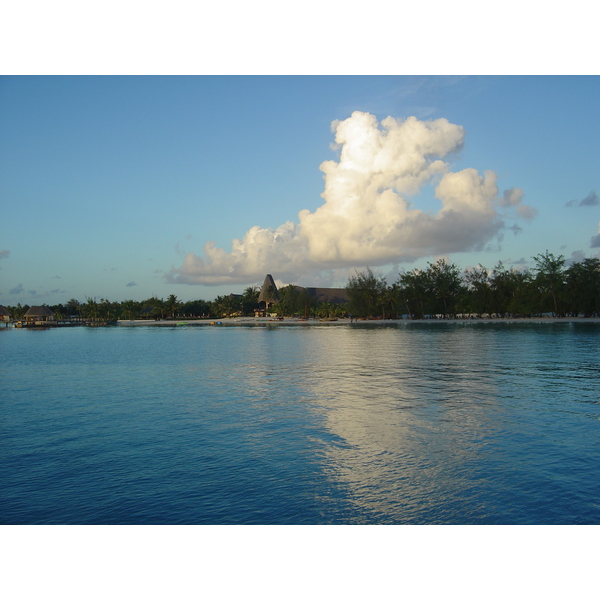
[1,4,598,586]
[1,75,599,305]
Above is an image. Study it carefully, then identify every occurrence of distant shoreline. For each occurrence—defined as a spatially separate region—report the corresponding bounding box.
[117,316,600,327]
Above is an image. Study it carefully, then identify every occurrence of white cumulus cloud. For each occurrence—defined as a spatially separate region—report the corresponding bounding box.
[167,111,536,286]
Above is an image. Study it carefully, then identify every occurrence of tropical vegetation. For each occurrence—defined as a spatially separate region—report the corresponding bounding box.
[346,253,600,319]
[3,252,599,322]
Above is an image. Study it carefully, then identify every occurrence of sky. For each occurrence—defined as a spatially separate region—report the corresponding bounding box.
[1,75,599,305]
[1,4,598,594]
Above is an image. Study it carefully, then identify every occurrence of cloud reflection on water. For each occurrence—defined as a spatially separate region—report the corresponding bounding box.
[285,325,504,522]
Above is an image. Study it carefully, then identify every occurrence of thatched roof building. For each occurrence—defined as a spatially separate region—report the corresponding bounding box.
[255,275,349,316]
[24,306,55,322]
[0,305,11,321]
[256,274,279,315]
[255,274,279,316]
[304,287,348,304]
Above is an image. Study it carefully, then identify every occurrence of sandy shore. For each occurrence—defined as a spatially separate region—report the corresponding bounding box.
[118,316,600,327]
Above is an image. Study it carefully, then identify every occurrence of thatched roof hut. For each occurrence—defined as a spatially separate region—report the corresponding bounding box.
[256,274,279,316]
[0,305,11,321]
[258,274,279,306]
[24,306,55,322]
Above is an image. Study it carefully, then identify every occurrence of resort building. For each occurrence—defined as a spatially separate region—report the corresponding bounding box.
[303,286,349,305]
[0,305,11,326]
[255,274,279,317]
[255,274,349,317]
[24,306,56,325]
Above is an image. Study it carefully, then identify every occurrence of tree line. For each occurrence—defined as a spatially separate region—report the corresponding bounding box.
[267,284,347,319]
[4,287,262,322]
[4,252,599,321]
[345,252,600,319]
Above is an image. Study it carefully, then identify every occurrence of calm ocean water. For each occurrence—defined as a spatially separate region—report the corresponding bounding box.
[1,322,599,524]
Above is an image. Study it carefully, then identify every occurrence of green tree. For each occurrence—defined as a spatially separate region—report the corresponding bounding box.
[83,297,99,321]
[272,284,297,316]
[165,294,181,319]
[8,303,26,320]
[211,295,241,317]
[271,285,316,317]
[98,298,118,323]
[211,296,225,317]
[396,268,430,319]
[317,301,332,318]
[426,259,464,317]
[242,286,259,316]
[140,297,165,319]
[463,264,492,317]
[66,298,82,317]
[346,267,387,317]
[120,299,141,320]
[533,251,566,316]
[565,257,600,316]
[181,299,210,318]
[381,284,400,319]
[229,294,243,316]
[506,269,537,316]
[51,303,67,320]
[488,262,510,316]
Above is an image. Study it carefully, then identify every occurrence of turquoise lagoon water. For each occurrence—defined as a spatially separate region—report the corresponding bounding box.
[1,322,599,524]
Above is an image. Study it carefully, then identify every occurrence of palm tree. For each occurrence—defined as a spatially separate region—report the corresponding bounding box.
[138,297,164,320]
[165,294,180,319]
[242,286,259,316]
[10,303,26,320]
[98,298,118,323]
[83,297,99,322]
[120,299,140,320]
[211,295,232,318]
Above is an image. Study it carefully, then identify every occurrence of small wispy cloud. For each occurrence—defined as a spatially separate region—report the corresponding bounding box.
[590,221,600,248]
[126,281,137,287]
[501,187,524,207]
[567,250,586,265]
[9,283,24,295]
[0,250,10,260]
[509,224,523,235]
[175,236,193,257]
[566,190,599,207]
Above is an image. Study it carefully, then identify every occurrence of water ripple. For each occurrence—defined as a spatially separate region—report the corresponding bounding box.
[1,322,599,524]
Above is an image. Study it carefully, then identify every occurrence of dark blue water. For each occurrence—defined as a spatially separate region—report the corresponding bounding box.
[1,322,599,524]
